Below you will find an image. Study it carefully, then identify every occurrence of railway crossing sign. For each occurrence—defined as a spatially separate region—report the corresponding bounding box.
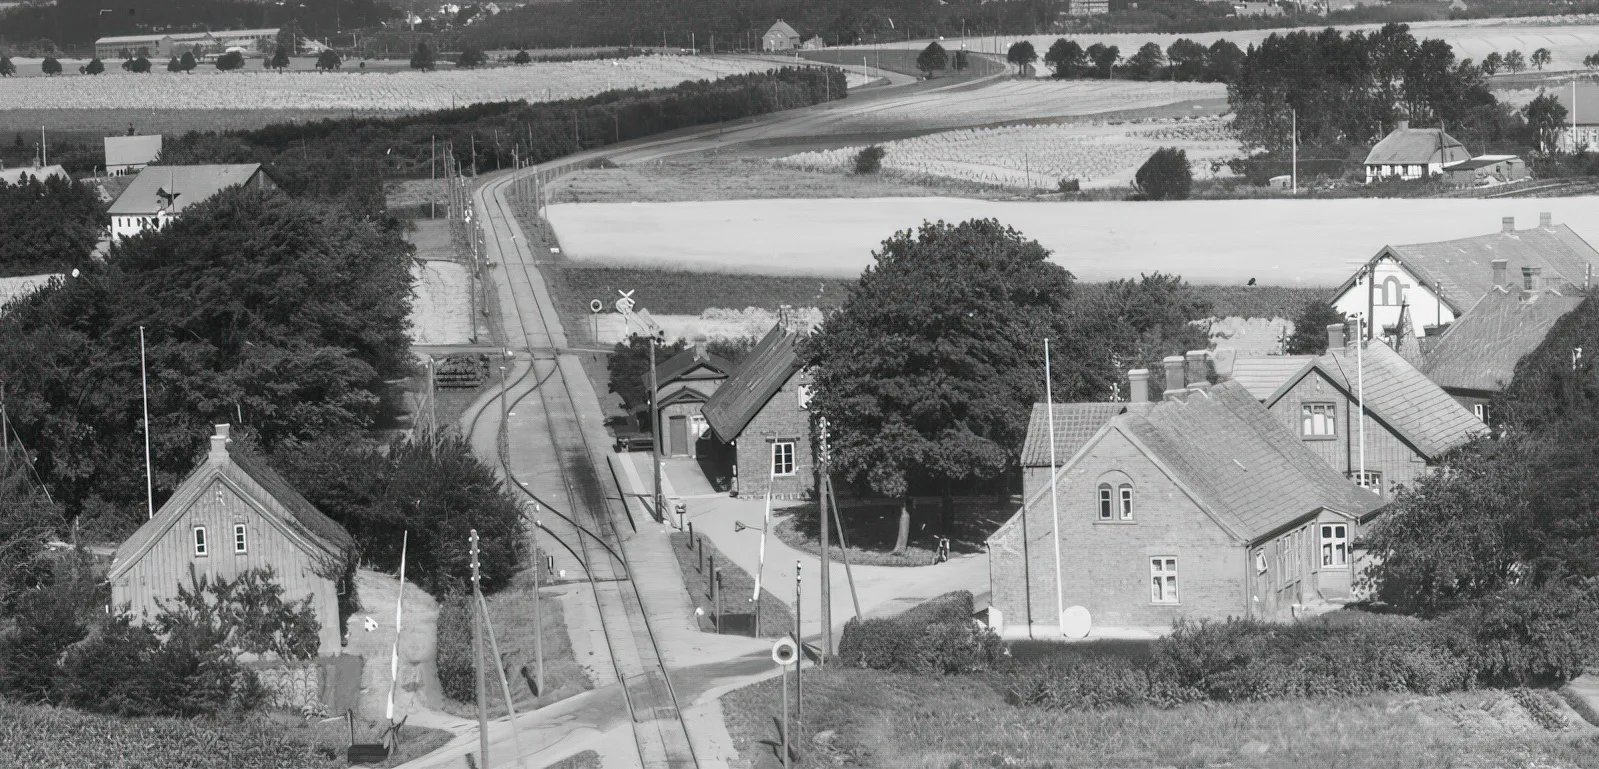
[615,289,636,315]
[772,636,798,666]
[590,299,604,313]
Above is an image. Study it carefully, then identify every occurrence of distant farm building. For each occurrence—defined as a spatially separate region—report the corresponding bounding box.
[109,164,277,242]
[1363,121,1470,182]
[1328,213,1599,340]
[649,346,734,458]
[1555,83,1599,153]
[801,36,826,51]
[0,164,69,186]
[109,425,356,658]
[762,20,801,51]
[702,323,813,499]
[104,134,163,176]
[1441,155,1526,187]
[94,28,279,60]
[1069,0,1110,14]
[1233,1,1286,15]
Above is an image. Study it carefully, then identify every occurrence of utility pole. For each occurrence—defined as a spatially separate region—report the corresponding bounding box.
[531,513,545,695]
[650,337,663,522]
[470,530,490,769]
[1291,108,1298,194]
[795,562,803,730]
[431,135,436,219]
[818,419,833,659]
[1044,339,1062,634]
[140,326,153,520]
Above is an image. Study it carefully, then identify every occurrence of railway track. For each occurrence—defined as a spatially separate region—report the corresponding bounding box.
[467,169,699,769]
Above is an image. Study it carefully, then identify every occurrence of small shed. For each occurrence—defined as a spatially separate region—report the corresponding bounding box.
[1268,174,1292,189]
[109,425,355,658]
[648,345,734,457]
[1442,155,1526,187]
[801,36,826,50]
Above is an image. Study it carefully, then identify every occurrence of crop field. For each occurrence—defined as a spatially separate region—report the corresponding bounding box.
[543,196,1599,285]
[848,18,1599,73]
[813,80,1227,134]
[0,55,786,111]
[774,117,1242,189]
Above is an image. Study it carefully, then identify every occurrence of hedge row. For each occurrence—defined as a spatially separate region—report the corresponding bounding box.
[836,592,1005,676]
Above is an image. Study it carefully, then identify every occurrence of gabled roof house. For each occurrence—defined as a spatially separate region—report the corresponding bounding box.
[1363,121,1470,183]
[762,20,801,51]
[109,163,277,242]
[648,346,734,457]
[1330,212,1598,341]
[703,323,813,498]
[987,362,1384,639]
[109,425,355,657]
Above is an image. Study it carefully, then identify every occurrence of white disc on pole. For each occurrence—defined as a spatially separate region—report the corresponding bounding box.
[1061,606,1091,639]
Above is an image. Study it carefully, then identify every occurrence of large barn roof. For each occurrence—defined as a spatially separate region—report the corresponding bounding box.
[108,163,264,216]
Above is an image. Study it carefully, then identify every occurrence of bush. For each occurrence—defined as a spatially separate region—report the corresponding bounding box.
[1446,583,1599,687]
[215,51,245,71]
[1134,147,1193,200]
[836,591,1003,675]
[435,593,475,702]
[1058,178,1080,194]
[853,145,886,175]
[0,590,88,702]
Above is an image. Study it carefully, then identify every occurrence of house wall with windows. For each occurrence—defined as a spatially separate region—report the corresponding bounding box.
[1331,254,1455,341]
[1265,368,1427,497]
[990,429,1244,632]
[658,398,710,457]
[731,369,813,499]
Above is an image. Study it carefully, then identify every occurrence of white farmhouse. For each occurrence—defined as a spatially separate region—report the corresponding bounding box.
[1363,121,1470,183]
[1330,213,1599,342]
[109,164,277,242]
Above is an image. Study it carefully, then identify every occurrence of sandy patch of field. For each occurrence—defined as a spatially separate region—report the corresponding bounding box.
[591,306,823,345]
[545,196,1599,285]
[1208,316,1293,355]
[814,80,1226,134]
[0,274,58,310]
[857,18,1599,73]
[0,55,783,111]
[408,261,472,345]
[775,117,1241,190]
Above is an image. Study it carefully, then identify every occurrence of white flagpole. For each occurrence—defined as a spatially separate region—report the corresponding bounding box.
[386,530,409,723]
[1045,339,1063,634]
[140,326,153,520]
[753,466,774,602]
[1357,316,1366,488]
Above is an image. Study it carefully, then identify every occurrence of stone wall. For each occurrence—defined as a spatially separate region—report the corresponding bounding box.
[249,654,362,716]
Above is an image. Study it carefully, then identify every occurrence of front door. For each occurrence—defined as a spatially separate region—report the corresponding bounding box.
[669,415,689,457]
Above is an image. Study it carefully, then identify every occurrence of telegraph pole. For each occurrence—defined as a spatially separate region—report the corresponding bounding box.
[818,419,833,658]
[1291,108,1298,194]
[470,530,490,769]
[650,337,663,522]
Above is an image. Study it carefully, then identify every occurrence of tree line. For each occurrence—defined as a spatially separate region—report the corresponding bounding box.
[0,175,102,277]
[0,0,396,54]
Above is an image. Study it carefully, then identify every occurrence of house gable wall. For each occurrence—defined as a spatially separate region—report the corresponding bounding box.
[1266,369,1429,496]
[732,369,813,499]
[111,473,343,657]
[1332,254,1456,340]
[991,428,1243,634]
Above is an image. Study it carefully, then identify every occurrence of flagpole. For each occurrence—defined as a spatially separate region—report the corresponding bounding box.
[140,326,153,519]
[1045,339,1063,635]
[1357,317,1366,488]
[387,530,408,723]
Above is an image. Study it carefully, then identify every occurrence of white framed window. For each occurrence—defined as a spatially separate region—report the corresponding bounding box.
[193,526,208,557]
[771,441,795,476]
[1097,484,1113,520]
[1119,484,1133,521]
[233,523,247,554]
[1150,557,1178,604]
[1302,403,1336,438]
[1321,524,1348,568]
[1255,549,1268,574]
[1473,403,1489,424]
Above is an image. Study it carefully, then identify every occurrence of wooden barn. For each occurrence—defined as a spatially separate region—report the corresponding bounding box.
[108,424,355,658]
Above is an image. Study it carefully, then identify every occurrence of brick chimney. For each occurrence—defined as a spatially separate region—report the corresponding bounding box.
[1184,350,1209,388]
[1502,216,1515,233]
[1162,356,1185,399]
[1492,259,1508,290]
[1128,368,1150,404]
[1326,323,1345,351]
[209,424,231,465]
[1540,212,1553,228]
[1522,266,1542,292]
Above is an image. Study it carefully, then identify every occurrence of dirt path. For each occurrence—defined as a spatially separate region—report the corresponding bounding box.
[348,569,476,734]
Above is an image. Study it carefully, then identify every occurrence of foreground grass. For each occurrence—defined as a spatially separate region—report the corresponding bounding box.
[721,667,1599,769]
[0,698,452,769]
[670,530,795,638]
[439,564,594,720]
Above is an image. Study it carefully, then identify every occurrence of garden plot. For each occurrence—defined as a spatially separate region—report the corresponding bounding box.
[408,261,472,345]
[544,196,1599,285]
[0,56,781,111]
[775,117,1242,189]
[818,80,1226,134]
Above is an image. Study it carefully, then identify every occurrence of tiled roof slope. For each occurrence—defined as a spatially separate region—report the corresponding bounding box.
[1363,127,1470,166]
[1338,224,1599,314]
[1227,355,1316,399]
[703,324,800,443]
[104,135,162,169]
[1121,381,1385,541]
[109,164,263,216]
[1421,288,1584,393]
[648,346,734,392]
[1306,340,1486,457]
[1019,402,1125,467]
[766,20,800,37]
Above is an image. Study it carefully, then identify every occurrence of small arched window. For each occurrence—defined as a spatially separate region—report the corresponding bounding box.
[1119,484,1133,520]
[1383,276,1402,306]
[1097,484,1113,521]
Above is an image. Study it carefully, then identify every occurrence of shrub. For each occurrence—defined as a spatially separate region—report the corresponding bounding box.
[853,145,886,175]
[83,57,104,75]
[457,47,487,68]
[436,593,476,702]
[513,50,532,64]
[836,591,1003,675]
[1058,178,1080,194]
[215,51,245,71]
[1134,147,1192,200]
[0,590,88,702]
[1447,583,1599,687]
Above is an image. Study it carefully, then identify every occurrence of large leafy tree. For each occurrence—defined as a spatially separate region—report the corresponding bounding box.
[40,56,60,76]
[1044,38,1085,78]
[1522,93,1568,153]
[316,50,343,71]
[1286,300,1347,354]
[0,174,102,276]
[1166,38,1207,81]
[0,55,16,77]
[1134,147,1192,200]
[1087,43,1120,78]
[1124,42,1166,81]
[804,219,1075,551]
[1007,40,1038,71]
[411,42,437,71]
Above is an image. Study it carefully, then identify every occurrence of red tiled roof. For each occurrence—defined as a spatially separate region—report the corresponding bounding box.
[1019,402,1124,468]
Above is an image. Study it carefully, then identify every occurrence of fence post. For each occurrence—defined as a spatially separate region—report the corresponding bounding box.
[687,521,694,548]
[714,569,722,634]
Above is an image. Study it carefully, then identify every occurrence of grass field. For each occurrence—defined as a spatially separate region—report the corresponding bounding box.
[544,197,1599,285]
[0,698,452,769]
[409,261,474,346]
[809,80,1227,135]
[799,48,1009,78]
[0,56,789,112]
[721,667,1599,769]
[544,157,1011,204]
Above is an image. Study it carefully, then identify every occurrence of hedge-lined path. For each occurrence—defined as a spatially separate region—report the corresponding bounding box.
[350,570,477,735]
